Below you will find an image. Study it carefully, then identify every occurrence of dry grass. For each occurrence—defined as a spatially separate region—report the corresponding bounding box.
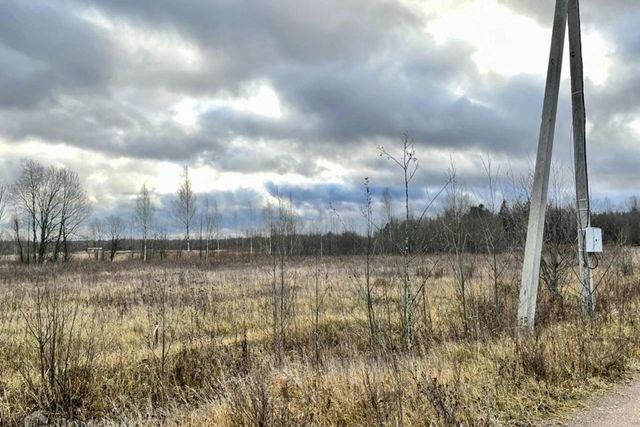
[0,250,639,425]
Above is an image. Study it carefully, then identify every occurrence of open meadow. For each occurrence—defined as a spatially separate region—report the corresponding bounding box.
[3,0,640,425]
[1,249,640,426]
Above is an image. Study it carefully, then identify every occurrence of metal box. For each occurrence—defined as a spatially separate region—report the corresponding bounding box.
[585,227,603,253]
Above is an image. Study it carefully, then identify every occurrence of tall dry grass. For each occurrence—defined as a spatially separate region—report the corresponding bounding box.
[0,249,639,425]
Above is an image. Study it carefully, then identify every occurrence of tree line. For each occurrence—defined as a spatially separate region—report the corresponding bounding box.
[0,161,217,263]
[0,157,639,264]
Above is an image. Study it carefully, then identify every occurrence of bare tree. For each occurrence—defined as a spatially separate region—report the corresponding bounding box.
[363,178,379,350]
[0,184,8,257]
[311,243,330,366]
[212,199,221,254]
[379,135,419,351]
[11,161,89,263]
[12,161,65,263]
[155,221,169,260]
[172,166,197,252]
[539,164,576,312]
[198,205,204,259]
[0,184,7,225]
[202,197,220,259]
[478,157,509,327]
[105,215,126,261]
[246,202,255,259]
[12,160,44,263]
[380,188,394,254]
[53,168,90,261]
[36,167,66,263]
[442,165,472,340]
[135,184,154,262]
[316,210,326,258]
[11,213,25,262]
[18,281,100,415]
[264,194,298,365]
[88,217,105,260]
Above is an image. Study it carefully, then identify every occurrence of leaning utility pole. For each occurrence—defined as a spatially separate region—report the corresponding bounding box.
[517,0,568,334]
[517,0,598,335]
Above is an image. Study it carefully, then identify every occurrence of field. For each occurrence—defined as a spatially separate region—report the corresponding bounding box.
[1,250,640,426]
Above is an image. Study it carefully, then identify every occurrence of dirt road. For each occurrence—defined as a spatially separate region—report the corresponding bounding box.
[547,377,640,426]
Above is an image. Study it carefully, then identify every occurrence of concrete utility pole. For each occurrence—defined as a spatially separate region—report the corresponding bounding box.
[517,0,595,334]
[568,0,595,316]
[517,0,568,334]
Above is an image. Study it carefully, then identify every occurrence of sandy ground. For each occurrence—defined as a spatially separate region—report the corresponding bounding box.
[546,377,640,426]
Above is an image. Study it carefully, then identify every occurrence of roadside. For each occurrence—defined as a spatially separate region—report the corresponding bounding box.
[545,374,640,426]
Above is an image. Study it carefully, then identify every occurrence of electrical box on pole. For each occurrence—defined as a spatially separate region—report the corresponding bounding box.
[585,227,602,253]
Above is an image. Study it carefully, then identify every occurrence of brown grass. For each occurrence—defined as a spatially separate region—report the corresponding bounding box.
[0,250,639,425]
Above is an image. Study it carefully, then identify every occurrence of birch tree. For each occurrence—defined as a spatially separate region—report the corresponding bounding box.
[0,184,7,225]
[202,197,220,258]
[172,166,197,252]
[135,184,154,261]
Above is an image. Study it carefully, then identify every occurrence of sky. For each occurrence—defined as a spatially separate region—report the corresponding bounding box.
[0,0,638,234]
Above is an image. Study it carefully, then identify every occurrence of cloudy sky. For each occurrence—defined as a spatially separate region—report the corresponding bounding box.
[0,0,638,233]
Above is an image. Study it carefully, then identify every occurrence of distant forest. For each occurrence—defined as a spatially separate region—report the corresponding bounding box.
[1,157,639,262]
[0,196,638,260]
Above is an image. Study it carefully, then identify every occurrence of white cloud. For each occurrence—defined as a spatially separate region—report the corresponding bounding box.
[79,8,203,72]
[425,0,548,76]
[226,83,283,119]
[424,0,611,84]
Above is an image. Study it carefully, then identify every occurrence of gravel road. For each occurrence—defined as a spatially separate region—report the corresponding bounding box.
[546,377,640,426]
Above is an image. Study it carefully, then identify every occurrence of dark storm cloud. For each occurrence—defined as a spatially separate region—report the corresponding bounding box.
[1,0,640,222]
[0,98,220,160]
[64,0,420,99]
[587,9,640,121]
[0,0,114,108]
[0,0,546,167]
[266,182,365,207]
[265,181,443,214]
[197,42,541,157]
